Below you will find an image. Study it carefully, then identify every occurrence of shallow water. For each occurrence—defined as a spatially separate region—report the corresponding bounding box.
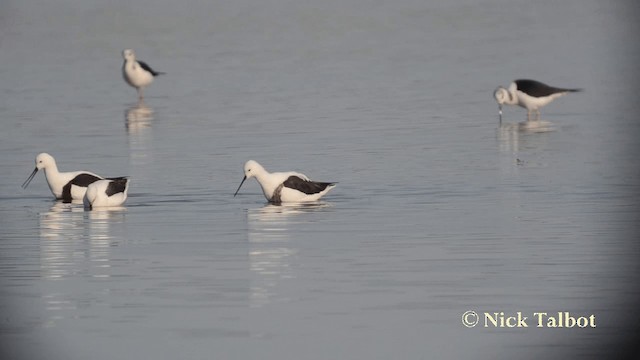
[1,0,639,359]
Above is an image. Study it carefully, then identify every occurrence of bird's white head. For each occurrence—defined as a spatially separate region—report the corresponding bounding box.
[234,160,266,197]
[494,86,509,105]
[34,152,56,170]
[243,160,265,179]
[84,184,98,207]
[122,49,136,61]
[22,153,56,189]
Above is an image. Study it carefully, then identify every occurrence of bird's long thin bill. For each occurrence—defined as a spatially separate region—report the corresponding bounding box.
[233,176,247,197]
[22,168,38,189]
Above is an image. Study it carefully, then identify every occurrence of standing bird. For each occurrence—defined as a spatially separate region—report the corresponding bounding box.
[83,178,130,209]
[233,160,336,203]
[122,49,165,100]
[494,79,581,121]
[22,153,127,203]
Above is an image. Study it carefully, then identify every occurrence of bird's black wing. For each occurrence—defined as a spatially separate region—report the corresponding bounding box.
[61,173,102,202]
[515,79,580,97]
[105,178,129,196]
[138,60,165,76]
[283,176,335,195]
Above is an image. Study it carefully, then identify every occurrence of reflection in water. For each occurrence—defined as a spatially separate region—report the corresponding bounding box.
[126,101,154,169]
[498,120,556,152]
[39,203,126,280]
[125,101,154,134]
[86,207,126,280]
[39,203,126,327]
[247,203,331,308]
[497,120,555,173]
[39,202,85,281]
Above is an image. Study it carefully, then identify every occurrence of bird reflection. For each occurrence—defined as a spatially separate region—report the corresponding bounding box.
[247,202,331,308]
[39,203,125,328]
[497,120,555,176]
[39,202,125,281]
[125,101,154,133]
[497,120,555,152]
[126,101,154,169]
[39,202,85,263]
[501,120,555,133]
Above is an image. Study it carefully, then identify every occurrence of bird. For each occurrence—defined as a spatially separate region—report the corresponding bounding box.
[122,49,165,100]
[494,79,581,121]
[22,153,127,203]
[233,160,336,203]
[83,178,130,209]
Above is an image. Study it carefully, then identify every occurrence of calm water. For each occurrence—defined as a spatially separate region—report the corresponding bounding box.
[1,0,639,359]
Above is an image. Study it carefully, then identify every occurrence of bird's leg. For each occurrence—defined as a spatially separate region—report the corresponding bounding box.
[535,109,540,121]
[527,110,532,121]
[137,88,144,100]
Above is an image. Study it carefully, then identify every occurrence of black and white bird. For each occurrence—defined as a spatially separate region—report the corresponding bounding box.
[494,79,581,121]
[122,49,165,100]
[22,153,127,203]
[233,160,336,203]
[83,178,130,209]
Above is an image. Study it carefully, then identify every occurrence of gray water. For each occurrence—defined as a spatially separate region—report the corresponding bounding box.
[1,0,639,359]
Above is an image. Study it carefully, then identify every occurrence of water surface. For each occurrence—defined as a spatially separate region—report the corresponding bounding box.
[1,0,639,359]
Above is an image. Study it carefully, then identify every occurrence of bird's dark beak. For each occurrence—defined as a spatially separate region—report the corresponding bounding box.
[233,176,247,197]
[22,167,38,189]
